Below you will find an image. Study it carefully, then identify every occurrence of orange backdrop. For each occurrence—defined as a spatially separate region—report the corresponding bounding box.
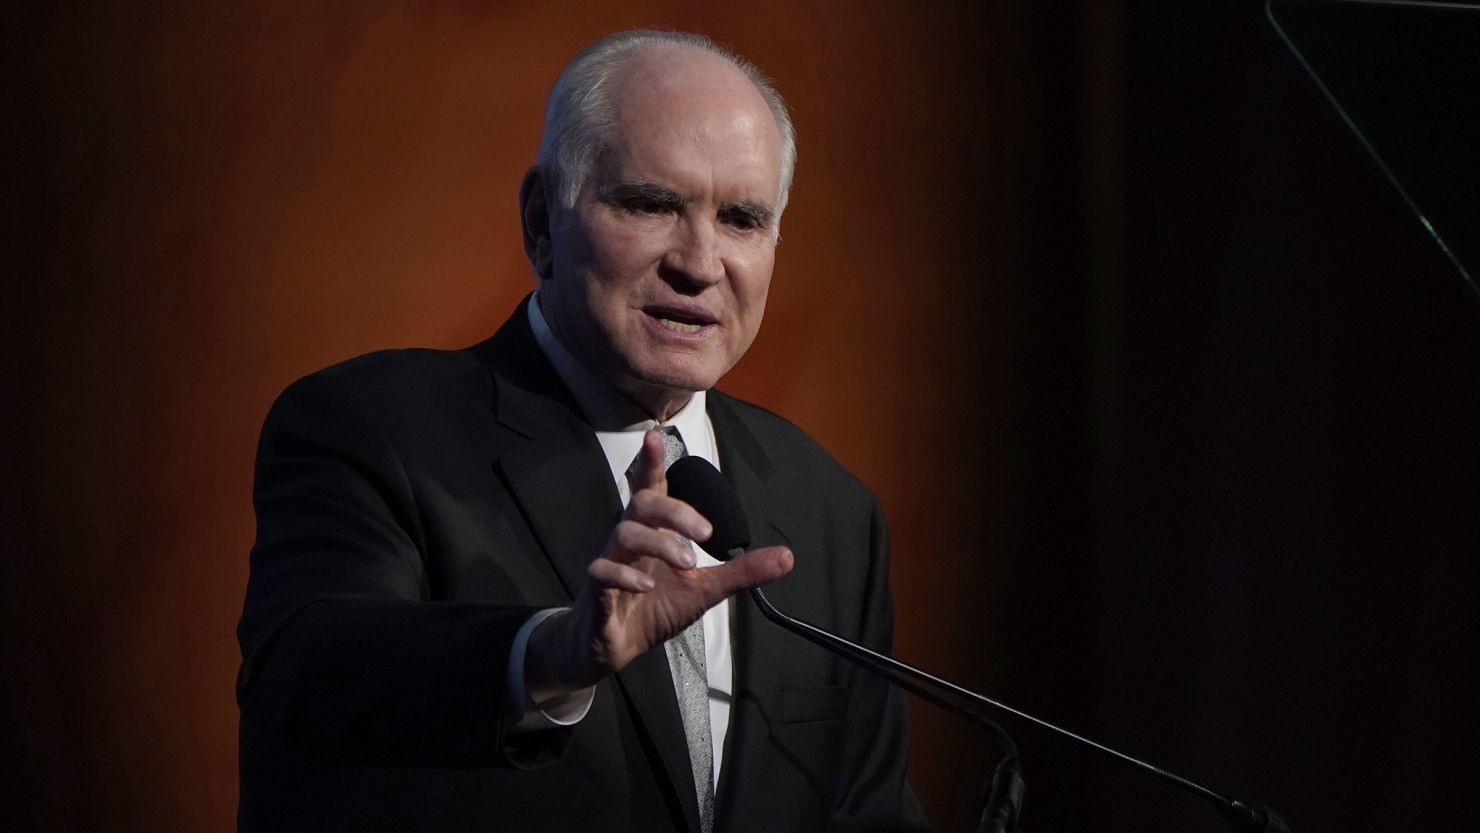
[5,3,1030,830]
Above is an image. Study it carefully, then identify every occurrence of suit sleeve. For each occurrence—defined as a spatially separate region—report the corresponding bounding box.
[237,372,568,769]
[831,496,934,832]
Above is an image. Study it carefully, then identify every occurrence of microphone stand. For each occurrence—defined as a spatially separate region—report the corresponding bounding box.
[746,585,1289,833]
[667,454,1284,831]
[736,580,1024,832]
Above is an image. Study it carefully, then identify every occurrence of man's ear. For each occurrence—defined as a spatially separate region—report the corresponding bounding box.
[518,166,555,280]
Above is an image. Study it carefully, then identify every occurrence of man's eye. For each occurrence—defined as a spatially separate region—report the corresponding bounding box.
[626,199,672,215]
[722,212,758,231]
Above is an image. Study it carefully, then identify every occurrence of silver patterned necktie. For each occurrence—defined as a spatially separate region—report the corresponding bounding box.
[653,427,715,833]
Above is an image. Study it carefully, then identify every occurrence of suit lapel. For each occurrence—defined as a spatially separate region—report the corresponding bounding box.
[476,304,704,833]
[494,417,617,597]
[480,306,620,601]
[708,393,793,829]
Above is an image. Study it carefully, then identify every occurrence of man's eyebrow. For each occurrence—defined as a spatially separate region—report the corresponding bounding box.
[720,200,775,229]
[599,181,685,208]
[599,182,775,228]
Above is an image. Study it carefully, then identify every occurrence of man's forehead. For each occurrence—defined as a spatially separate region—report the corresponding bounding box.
[595,49,781,203]
[614,44,752,99]
[610,49,778,145]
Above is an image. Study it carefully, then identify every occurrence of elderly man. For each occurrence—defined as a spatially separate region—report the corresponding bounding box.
[238,30,930,832]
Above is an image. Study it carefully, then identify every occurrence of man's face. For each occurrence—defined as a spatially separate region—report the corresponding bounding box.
[538,48,783,418]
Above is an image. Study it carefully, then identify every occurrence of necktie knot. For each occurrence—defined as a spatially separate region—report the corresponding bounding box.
[657,426,687,471]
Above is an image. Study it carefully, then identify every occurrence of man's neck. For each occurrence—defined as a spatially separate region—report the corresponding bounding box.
[622,384,693,424]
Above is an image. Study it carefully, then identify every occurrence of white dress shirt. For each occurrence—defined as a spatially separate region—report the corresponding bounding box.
[507,293,733,786]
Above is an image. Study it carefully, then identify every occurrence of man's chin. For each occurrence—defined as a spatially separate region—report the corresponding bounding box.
[620,362,725,416]
[631,353,727,391]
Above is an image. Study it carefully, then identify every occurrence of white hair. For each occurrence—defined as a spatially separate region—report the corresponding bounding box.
[536,30,797,224]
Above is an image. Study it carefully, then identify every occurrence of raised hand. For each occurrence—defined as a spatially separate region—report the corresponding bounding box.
[525,430,793,706]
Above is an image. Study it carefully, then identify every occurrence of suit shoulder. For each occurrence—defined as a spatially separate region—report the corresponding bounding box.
[711,390,876,507]
[265,346,489,433]
[709,391,809,447]
[303,346,482,389]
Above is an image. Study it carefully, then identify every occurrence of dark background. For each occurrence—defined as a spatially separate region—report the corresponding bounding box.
[4,2,1477,831]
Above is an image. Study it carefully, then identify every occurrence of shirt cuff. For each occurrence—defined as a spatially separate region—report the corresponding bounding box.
[506,607,596,731]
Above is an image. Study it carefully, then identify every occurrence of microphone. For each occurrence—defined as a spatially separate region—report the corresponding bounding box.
[667,457,1026,833]
[666,456,1289,833]
[666,457,1021,737]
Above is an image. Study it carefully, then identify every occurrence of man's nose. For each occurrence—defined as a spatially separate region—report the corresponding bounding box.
[663,219,725,288]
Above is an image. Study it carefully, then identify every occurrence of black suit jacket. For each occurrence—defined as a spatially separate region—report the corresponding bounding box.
[237,304,930,832]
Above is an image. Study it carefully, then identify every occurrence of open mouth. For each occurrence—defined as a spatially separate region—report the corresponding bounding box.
[645,306,716,334]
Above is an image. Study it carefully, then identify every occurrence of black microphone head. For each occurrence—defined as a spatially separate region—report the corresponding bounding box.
[666,456,751,558]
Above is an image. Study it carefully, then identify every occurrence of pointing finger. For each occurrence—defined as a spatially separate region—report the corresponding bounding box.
[626,430,668,496]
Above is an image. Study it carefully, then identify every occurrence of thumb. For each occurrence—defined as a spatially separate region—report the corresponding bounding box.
[705,546,794,598]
